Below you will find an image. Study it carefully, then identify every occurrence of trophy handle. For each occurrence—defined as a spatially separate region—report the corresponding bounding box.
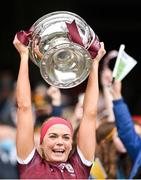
[16,30,32,46]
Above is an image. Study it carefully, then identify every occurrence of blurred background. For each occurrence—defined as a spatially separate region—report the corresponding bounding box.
[0,0,141,115]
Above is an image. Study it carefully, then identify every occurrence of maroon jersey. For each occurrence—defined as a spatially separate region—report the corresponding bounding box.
[18,150,91,179]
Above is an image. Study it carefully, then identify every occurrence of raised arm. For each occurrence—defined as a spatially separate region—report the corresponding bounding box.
[112,80,141,160]
[47,86,63,116]
[13,34,35,160]
[100,67,115,122]
[77,42,106,161]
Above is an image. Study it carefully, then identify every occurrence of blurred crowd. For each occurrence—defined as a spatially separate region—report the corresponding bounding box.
[0,49,140,179]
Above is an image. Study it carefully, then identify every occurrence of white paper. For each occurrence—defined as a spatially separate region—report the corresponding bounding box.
[112,44,137,81]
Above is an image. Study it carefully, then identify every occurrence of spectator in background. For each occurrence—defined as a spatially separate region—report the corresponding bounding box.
[112,79,141,179]
[92,57,134,179]
[0,124,19,178]
[0,71,16,127]
[0,70,19,178]
[33,83,63,127]
[98,50,118,124]
[94,121,132,179]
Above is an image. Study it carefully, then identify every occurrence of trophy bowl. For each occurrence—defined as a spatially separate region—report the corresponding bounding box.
[28,11,100,89]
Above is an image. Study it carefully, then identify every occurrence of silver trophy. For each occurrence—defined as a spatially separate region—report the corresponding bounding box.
[17,11,100,89]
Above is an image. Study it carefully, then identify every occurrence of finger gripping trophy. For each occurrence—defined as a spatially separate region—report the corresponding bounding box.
[17,11,100,89]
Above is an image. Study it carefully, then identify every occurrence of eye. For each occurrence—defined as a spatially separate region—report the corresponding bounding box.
[63,136,70,140]
[49,135,57,139]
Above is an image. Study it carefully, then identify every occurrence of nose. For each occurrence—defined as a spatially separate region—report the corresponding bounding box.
[56,137,63,145]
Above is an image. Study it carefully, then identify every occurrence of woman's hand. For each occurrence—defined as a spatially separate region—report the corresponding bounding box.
[93,42,106,63]
[13,34,29,58]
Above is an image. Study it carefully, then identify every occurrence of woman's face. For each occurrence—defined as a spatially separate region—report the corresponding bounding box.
[41,124,73,162]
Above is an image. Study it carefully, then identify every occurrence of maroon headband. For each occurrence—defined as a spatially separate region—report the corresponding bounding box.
[40,117,73,144]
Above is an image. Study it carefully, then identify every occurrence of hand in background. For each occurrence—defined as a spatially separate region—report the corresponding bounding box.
[47,86,62,106]
[100,67,115,122]
[101,67,113,87]
[111,80,122,100]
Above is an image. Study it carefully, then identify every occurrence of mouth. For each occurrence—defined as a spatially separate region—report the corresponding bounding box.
[52,149,65,155]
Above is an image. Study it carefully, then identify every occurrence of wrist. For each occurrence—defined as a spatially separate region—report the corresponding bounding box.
[20,53,29,60]
[52,98,61,106]
[93,60,99,66]
[113,94,122,100]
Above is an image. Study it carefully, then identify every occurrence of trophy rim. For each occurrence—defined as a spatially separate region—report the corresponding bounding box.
[30,11,89,30]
